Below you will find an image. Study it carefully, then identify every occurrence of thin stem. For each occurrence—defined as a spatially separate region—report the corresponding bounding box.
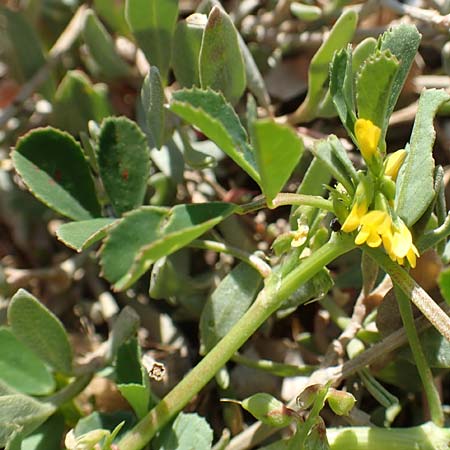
[188,239,272,278]
[232,353,316,377]
[117,233,355,450]
[44,374,93,408]
[271,193,334,211]
[236,193,334,215]
[289,385,329,449]
[364,248,450,341]
[394,285,444,425]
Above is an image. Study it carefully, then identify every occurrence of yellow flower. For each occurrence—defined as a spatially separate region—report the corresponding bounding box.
[291,220,309,247]
[383,220,419,268]
[355,118,381,161]
[384,149,407,180]
[341,201,367,233]
[355,210,392,248]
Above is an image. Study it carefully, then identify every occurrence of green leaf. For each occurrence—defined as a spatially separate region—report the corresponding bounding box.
[125,0,178,83]
[294,9,358,121]
[252,119,303,205]
[0,328,55,396]
[0,6,54,99]
[0,394,55,447]
[12,127,101,221]
[352,37,377,75]
[51,70,111,136]
[172,15,205,88]
[356,50,399,131]
[379,24,421,131]
[101,202,237,290]
[199,6,246,105]
[116,338,149,419]
[21,414,65,450]
[328,135,358,186]
[56,218,117,252]
[312,137,355,194]
[8,289,73,374]
[83,10,130,79]
[200,263,262,353]
[330,47,357,140]
[98,117,151,215]
[74,411,135,438]
[141,67,165,149]
[290,3,322,21]
[152,413,213,450]
[93,0,130,36]
[170,88,259,182]
[0,380,19,397]
[107,306,140,360]
[395,89,450,226]
[5,431,22,450]
[238,33,270,108]
[277,268,333,318]
[399,328,450,368]
[438,267,450,305]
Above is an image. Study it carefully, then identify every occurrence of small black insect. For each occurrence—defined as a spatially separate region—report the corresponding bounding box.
[330,217,342,232]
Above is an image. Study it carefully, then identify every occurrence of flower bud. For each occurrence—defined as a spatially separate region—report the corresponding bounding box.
[326,388,356,416]
[384,149,407,180]
[379,176,397,202]
[241,393,295,428]
[355,118,381,162]
[296,384,324,410]
[65,428,110,450]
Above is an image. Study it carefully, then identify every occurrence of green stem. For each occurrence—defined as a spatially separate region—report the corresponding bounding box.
[364,248,450,342]
[236,193,334,215]
[117,233,355,450]
[394,285,444,425]
[232,353,316,377]
[327,422,450,450]
[271,193,334,211]
[44,374,93,408]
[189,239,272,278]
[289,385,329,449]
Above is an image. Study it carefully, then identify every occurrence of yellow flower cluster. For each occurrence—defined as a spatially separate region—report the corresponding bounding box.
[340,118,419,268]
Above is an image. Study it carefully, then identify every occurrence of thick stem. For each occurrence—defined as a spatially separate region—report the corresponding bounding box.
[394,285,444,425]
[117,234,355,450]
[327,422,450,450]
[364,248,450,341]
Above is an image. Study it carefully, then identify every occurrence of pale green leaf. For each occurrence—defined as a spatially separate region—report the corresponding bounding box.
[8,289,73,374]
[395,89,450,226]
[356,50,399,131]
[0,328,55,396]
[0,394,55,446]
